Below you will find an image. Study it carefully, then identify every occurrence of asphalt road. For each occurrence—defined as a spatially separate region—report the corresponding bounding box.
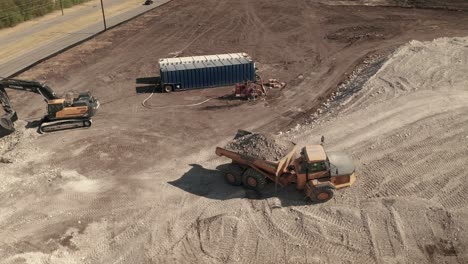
[0,0,170,78]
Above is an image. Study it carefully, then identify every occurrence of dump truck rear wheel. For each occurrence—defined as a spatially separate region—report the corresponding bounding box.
[309,183,335,203]
[242,168,266,191]
[221,164,243,186]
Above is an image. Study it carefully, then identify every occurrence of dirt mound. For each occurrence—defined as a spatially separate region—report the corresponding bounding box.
[225,132,295,161]
[286,36,468,263]
[0,120,37,163]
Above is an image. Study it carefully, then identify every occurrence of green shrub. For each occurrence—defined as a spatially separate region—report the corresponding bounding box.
[0,0,91,29]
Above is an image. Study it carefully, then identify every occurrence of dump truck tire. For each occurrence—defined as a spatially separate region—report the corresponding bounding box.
[221,164,243,186]
[242,168,266,191]
[309,182,335,203]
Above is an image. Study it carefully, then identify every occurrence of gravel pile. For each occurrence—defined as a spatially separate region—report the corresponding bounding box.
[226,132,295,161]
[0,120,37,163]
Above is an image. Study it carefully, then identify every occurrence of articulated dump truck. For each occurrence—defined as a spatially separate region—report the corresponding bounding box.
[215,131,356,203]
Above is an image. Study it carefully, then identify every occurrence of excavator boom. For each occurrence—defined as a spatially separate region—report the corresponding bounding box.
[0,78,59,100]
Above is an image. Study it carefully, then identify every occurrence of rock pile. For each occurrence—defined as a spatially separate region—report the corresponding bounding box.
[226,132,295,161]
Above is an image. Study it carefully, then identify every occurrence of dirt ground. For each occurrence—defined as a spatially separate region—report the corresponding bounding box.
[1,0,468,263]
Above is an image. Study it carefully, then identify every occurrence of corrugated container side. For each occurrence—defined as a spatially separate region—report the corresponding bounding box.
[159,53,256,90]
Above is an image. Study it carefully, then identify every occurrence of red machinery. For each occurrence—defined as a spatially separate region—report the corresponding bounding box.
[234,77,285,100]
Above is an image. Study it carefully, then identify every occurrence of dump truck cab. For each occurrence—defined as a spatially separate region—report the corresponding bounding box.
[294,145,356,192]
[294,145,329,190]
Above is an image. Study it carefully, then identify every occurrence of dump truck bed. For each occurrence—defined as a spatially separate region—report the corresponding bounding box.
[215,146,297,186]
[225,131,296,162]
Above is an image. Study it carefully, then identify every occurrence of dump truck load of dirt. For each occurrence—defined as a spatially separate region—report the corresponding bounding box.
[225,132,295,161]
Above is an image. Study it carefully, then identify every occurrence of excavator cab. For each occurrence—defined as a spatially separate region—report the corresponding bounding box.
[46,100,66,120]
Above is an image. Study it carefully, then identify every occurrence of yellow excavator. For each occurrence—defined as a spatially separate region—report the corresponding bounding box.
[0,78,100,136]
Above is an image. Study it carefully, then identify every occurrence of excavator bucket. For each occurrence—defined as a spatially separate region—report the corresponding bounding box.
[0,115,15,137]
[0,86,17,137]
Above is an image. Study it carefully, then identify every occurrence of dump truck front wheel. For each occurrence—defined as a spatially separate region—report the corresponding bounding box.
[221,164,243,186]
[242,168,266,191]
[307,181,335,203]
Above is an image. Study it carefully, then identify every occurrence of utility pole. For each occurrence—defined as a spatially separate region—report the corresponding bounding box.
[100,0,107,31]
[59,0,64,15]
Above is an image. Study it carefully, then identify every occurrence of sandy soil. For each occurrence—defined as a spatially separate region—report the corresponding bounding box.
[1,0,468,263]
[285,36,468,263]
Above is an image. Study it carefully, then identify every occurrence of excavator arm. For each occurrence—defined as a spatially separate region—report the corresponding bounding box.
[0,78,59,101]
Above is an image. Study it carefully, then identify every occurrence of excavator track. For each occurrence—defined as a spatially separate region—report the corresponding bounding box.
[39,119,92,133]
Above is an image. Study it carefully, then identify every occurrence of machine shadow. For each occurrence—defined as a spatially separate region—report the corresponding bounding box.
[25,120,43,134]
[168,163,313,207]
[135,77,161,94]
[26,120,42,129]
[136,77,160,85]
[135,85,158,94]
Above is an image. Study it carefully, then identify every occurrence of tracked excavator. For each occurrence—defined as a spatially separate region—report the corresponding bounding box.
[0,78,100,137]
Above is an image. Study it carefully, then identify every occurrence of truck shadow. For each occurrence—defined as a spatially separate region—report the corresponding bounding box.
[168,164,313,207]
[136,77,160,85]
[135,77,161,94]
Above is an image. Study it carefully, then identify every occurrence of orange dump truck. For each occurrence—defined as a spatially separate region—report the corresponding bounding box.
[215,134,356,203]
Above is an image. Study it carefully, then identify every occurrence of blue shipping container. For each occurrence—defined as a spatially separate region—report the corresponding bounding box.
[159,53,256,92]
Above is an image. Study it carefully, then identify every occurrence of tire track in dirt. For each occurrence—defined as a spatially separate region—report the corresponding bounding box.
[287,36,468,263]
[251,204,373,263]
[361,200,406,263]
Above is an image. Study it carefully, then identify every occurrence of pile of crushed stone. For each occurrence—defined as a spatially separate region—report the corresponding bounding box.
[0,120,37,163]
[226,132,295,161]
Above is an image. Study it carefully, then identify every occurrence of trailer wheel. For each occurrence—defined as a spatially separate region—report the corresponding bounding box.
[242,168,266,191]
[220,164,243,186]
[163,84,173,93]
[83,120,92,127]
[309,182,335,203]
